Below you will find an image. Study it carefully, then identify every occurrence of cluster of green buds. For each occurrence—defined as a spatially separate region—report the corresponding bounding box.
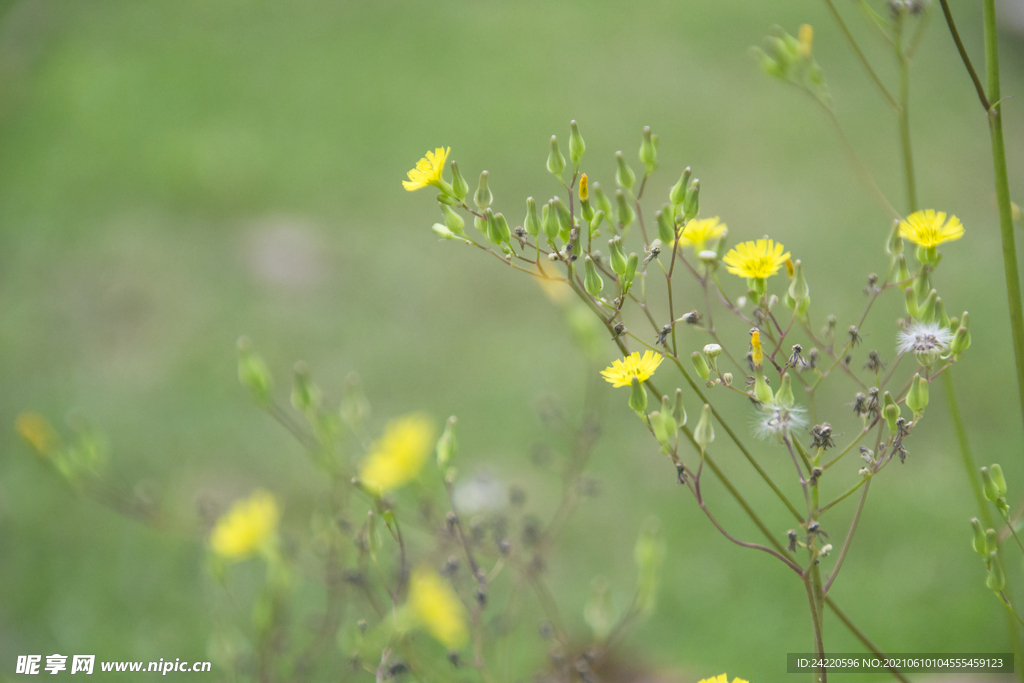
[981,464,1010,517]
[649,389,687,454]
[756,24,829,106]
[971,517,1006,593]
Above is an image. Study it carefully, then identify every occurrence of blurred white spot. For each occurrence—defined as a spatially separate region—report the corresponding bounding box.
[246,218,325,289]
[453,471,506,514]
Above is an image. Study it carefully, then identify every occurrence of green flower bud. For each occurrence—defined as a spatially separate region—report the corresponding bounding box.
[883,392,900,433]
[592,182,613,217]
[450,161,469,201]
[436,416,457,469]
[650,410,671,451]
[670,167,691,207]
[971,518,987,556]
[432,222,465,240]
[615,151,636,190]
[886,219,904,256]
[660,394,677,435]
[494,212,512,244]
[987,528,999,555]
[951,326,971,357]
[616,190,635,229]
[547,135,566,176]
[629,377,648,414]
[553,196,572,242]
[639,126,658,173]
[237,337,273,406]
[694,404,715,451]
[987,551,1006,592]
[754,372,774,405]
[608,236,628,275]
[673,388,686,427]
[961,311,971,330]
[584,255,604,296]
[935,297,950,328]
[589,210,606,239]
[913,265,931,303]
[656,207,674,244]
[441,202,465,234]
[524,197,541,237]
[919,289,938,324]
[691,352,710,381]
[581,198,594,223]
[623,253,639,293]
[542,200,558,240]
[482,208,499,245]
[683,179,700,221]
[788,259,809,302]
[982,467,1000,502]
[474,170,493,210]
[904,285,919,318]
[776,373,795,409]
[991,463,1008,497]
[290,361,321,413]
[569,120,586,166]
[916,244,939,267]
[907,374,929,416]
[896,254,911,283]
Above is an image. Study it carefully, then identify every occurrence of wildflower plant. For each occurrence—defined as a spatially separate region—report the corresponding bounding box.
[407,100,982,677]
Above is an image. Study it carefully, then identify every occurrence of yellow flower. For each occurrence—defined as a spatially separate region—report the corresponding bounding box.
[898,210,964,248]
[698,675,749,683]
[722,239,790,279]
[403,147,450,192]
[358,414,435,495]
[408,566,469,649]
[16,412,58,457]
[678,217,727,251]
[751,329,763,368]
[600,351,664,388]
[579,172,589,201]
[210,490,280,560]
[798,23,814,57]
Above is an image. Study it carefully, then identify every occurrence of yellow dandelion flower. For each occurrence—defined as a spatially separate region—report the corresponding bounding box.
[16,412,59,457]
[678,217,727,251]
[751,329,763,367]
[898,210,963,248]
[358,414,435,495]
[600,351,664,388]
[722,239,790,279]
[210,490,280,560]
[408,566,469,649]
[579,172,589,201]
[403,147,450,192]
[698,675,749,683]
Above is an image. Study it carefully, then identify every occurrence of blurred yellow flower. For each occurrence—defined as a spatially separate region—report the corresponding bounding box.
[359,414,434,495]
[210,490,280,560]
[722,239,790,279]
[898,210,963,248]
[678,217,727,251]
[403,147,450,192]
[600,350,664,388]
[798,23,813,57]
[408,566,468,649]
[16,412,58,457]
[698,675,749,683]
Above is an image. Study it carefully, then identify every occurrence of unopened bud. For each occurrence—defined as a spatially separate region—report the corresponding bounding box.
[694,404,715,451]
[524,197,541,237]
[616,189,635,229]
[436,416,458,469]
[584,256,604,296]
[639,126,658,173]
[450,161,469,201]
[656,207,674,243]
[547,135,566,176]
[776,373,795,408]
[474,171,492,210]
[987,551,1006,592]
[673,388,686,427]
[971,518,987,556]
[981,466,1001,502]
[615,151,636,190]
[906,374,929,415]
[629,377,648,414]
[624,253,639,293]
[691,352,710,381]
[569,120,586,166]
[608,236,628,275]
[670,167,691,207]
[683,179,700,221]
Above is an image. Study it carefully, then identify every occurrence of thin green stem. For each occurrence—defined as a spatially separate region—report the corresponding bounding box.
[983,0,1024,440]
[822,0,900,109]
[894,16,918,213]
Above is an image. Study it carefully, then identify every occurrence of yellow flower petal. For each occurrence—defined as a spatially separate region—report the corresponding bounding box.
[403,147,450,191]
[358,414,435,495]
[600,351,664,388]
[722,239,790,279]
[408,566,468,649]
[678,217,727,251]
[210,490,280,560]
[898,209,964,248]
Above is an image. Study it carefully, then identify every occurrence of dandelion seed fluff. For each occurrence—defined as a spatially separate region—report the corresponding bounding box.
[897,321,953,366]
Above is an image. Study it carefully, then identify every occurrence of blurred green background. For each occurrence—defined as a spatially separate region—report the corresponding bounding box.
[2,0,1023,680]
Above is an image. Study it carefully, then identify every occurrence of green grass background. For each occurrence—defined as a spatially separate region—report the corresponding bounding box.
[1,0,1023,680]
